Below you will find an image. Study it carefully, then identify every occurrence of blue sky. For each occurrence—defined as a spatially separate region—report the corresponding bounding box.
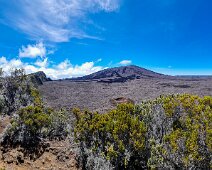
[0,0,211,79]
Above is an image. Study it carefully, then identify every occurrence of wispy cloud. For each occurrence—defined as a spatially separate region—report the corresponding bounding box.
[2,0,120,42]
[19,42,46,58]
[0,56,104,79]
[119,60,132,65]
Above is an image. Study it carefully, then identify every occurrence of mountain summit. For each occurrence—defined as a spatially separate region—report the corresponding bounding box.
[72,65,170,83]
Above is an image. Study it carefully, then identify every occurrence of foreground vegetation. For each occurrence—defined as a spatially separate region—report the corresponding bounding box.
[0,69,69,160]
[0,69,211,169]
[74,94,212,169]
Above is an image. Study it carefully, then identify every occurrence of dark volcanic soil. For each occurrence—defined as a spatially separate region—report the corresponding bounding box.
[39,77,212,113]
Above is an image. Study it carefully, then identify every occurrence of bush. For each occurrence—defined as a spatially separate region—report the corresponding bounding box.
[48,109,69,140]
[0,68,71,162]
[74,94,212,169]
[142,94,212,169]
[5,105,51,146]
[154,94,211,169]
[4,107,71,146]
[0,71,69,147]
[73,104,147,169]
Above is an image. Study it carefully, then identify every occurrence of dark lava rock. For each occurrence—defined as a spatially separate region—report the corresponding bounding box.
[110,97,135,106]
[70,65,172,83]
[29,71,51,85]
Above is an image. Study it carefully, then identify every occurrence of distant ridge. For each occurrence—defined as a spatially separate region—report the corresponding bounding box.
[70,65,171,83]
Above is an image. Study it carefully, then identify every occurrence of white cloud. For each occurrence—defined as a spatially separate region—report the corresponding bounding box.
[3,0,120,42]
[119,60,132,65]
[19,42,46,58]
[0,57,23,74]
[57,59,72,70]
[0,56,104,79]
[35,58,48,68]
[0,57,7,64]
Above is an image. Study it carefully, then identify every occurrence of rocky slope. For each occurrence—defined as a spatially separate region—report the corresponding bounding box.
[29,71,51,85]
[39,65,212,112]
[71,65,172,83]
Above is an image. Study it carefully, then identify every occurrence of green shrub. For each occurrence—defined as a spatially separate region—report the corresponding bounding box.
[18,106,51,136]
[8,105,51,145]
[145,94,212,169]
[74,94,212,169]
[48,109,69,140]
[74,104,147,169]
[1,84,69,147]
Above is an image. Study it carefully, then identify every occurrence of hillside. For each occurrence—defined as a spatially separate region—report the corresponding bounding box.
[71,65,172,83]
[39,65,212,112]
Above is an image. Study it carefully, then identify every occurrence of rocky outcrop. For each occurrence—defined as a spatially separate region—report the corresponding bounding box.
[110,97,135,106]
[29,71,51,85]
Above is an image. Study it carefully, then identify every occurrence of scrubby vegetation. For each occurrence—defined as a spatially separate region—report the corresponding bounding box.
[0,68,34,115]
[73,105,147,169]
[74,94,212,169]
[0,68,211,169]
[0,69,70,157]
